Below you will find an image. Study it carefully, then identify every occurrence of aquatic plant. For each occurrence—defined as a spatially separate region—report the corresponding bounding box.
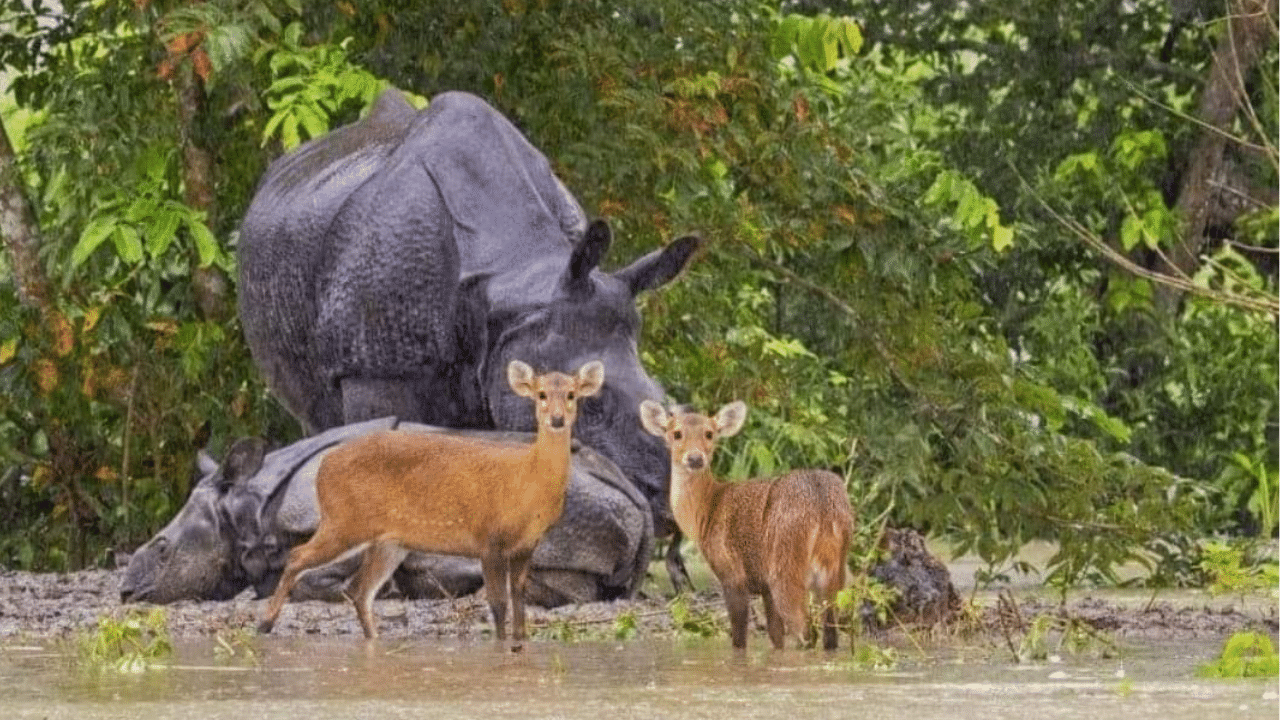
[996,591,1119,663]
[613,610,638,641]
[668,594,724,640]
[213,627,259,665]
[1197,632,1279,679]
[72,607,172,673]
[1199,540,1279,597]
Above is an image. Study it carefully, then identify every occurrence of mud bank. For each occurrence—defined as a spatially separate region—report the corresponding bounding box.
[0,568,1275,643]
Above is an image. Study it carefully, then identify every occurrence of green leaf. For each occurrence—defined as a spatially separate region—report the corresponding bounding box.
[113,225,143,264]
[186,218,220,267]
[1119,214,1143,251]
[145,207,182,259]
[991,224,1014,252]
[71,217,118,268]
[841,19,864,56]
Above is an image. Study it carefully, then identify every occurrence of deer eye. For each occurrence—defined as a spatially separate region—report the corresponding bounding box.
[673,430,683,440]
[567,391,575,401]
[538,391,547,400]
[705,430,714,440]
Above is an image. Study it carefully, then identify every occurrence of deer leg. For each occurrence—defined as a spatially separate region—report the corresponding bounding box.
[664,531,693,594]
[481,552,511,641]
[761,587,786,650]
[770,579,810,650]
[348,540,408,639]
[820,562,846,651]
[259,528,360,634]
[723,583,751,650]
[508,549,535,643]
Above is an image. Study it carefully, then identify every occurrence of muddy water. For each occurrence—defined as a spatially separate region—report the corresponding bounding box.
[1,636,1275,720]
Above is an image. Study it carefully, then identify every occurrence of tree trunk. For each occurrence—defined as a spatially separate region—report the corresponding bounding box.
[176,64,232,321]
[1155,0,1274,315]
[0,115,52,312]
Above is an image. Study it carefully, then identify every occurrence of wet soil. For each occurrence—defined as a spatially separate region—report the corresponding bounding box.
[0,568,1275,643]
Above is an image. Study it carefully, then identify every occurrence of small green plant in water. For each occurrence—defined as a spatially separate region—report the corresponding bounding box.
[213,627,259,664]
[542,619,581,642]
[74,608,172,673]
[847,641,897,670]
[1197,632,1279,678]
[669,594,722,639]
[1200,540,1279,597]
[1017,614,1119,662]
[613,610,638,640]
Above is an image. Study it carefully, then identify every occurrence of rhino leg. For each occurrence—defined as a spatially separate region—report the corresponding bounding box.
[392,553,486,599]
[524,570,602,607]
[391,553,603,608]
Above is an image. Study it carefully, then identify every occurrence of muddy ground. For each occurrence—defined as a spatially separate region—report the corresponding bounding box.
[0,568,1275,645]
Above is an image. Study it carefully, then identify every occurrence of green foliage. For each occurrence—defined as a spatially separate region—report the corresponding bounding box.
[69,146,224,273]
[0,0,298,569]
[1011,614,1119,663]
[259,23,389,150]
[846,641,898,670]
[1199,540,1279,596]
[1197,632,1280,679]
[72,608,172,673]
[923,169,1015,252]
[668,594,723,640]
[613,610,639,641]
[213,627,260,664]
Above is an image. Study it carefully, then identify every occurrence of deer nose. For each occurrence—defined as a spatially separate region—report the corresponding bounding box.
[686,453,704,470]
[550,415,565,429]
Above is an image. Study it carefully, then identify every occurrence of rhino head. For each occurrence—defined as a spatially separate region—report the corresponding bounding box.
[119,439,267,604]
[482,220,701,537]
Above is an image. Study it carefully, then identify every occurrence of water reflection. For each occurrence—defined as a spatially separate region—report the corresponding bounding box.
[0,637,1275,720]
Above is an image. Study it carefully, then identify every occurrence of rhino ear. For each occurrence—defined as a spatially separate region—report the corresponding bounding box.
[615,234,702,296]
[563,219,612,296]
[218,438,266,491]
[196,450,219,478]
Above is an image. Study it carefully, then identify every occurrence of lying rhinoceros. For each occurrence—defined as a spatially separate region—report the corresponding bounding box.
[120,418,653,607]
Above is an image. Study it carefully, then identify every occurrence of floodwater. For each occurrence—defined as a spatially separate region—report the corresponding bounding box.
[0,635,1275,720]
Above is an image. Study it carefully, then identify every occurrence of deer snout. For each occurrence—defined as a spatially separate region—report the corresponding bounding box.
[684,452,705,471]
[549,414,566,429]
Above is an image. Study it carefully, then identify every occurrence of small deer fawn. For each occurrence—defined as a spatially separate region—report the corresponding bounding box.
[258,359,604,643]
[640,400,853,650]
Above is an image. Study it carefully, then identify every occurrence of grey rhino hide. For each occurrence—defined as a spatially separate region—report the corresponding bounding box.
[121,418,653,607]
[236,89,702,557]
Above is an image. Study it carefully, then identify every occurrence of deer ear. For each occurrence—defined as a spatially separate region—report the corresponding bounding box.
[638,400,670,438]
[575,360,605,398]
[713,401,747,438]
[507,360,536,397]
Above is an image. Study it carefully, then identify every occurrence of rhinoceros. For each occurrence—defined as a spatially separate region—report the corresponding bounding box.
[120,418,654,607]
[235,89,700,590]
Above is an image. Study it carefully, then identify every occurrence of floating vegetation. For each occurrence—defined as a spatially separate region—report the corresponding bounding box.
[668,594,724,640]
[71,608,172,673]
[995,590,1119,663]
[1197,631,1279,678]
[212,627,259,665]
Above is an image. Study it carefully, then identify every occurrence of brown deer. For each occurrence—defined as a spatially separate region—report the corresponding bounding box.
[258,360,604,643]
[639,400,853,650]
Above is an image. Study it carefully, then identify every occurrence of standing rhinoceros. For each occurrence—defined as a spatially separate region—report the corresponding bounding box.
[236,89,699,587]
[120,418,654,607]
